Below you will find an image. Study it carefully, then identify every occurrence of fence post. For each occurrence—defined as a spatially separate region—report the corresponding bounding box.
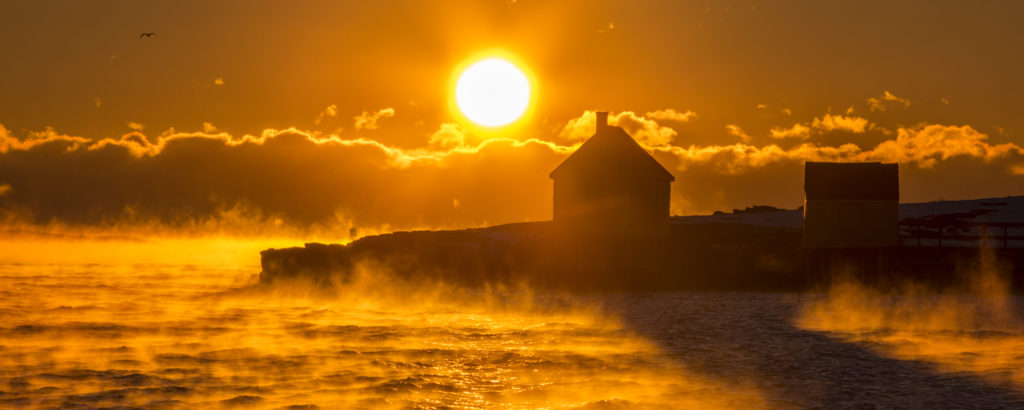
[1005,224,1010,249]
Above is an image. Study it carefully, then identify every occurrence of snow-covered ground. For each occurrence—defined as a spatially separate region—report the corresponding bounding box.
[899,196,1024,224]
[674,196,1024,228]
[673,208,804,229]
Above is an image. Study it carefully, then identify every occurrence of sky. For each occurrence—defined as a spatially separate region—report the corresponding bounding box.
[1,0,1023,237]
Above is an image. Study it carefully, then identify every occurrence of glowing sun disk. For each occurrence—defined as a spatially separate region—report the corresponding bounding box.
[455,58,531,127]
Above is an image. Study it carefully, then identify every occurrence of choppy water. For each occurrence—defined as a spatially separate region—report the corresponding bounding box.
[3,254,1024,408]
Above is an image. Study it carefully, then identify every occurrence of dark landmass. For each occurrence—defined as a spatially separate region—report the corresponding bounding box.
[261,220,808,291]
[260,202,1024,292]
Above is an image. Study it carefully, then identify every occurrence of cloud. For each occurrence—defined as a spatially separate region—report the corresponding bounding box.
[868,90,911,112]
[428,123,467,148]
[558,109,684,146]
[811,114,869,133]
[867,124,1023,168]
[725,124,752,143]
[0,125,90,154]
[214,77,225,86]
[597,22,615,34]
[0,115,1020,233]
[0,122,572,232]
[315,104,338,125]
[94,98,102,108]
[764,114,870,140]
[611,111,678,146]
[655,142,862,174]
[557,111,598,142]
[656,123,1024,174]
[0,184,10,196]
[353,107,395,130]
[781,108,792,116]
[769,123,811,139]
[645,109,697,123]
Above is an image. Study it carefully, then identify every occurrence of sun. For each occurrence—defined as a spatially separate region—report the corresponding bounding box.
[455,57,531,128]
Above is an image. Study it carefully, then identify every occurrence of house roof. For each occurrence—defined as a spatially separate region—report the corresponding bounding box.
[804,161,898,200]
[549,125,675,181]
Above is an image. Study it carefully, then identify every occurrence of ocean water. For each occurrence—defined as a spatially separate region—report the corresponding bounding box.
[2,253,1024,408]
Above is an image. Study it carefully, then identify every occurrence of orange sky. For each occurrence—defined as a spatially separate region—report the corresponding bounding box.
[1,0,1023,237]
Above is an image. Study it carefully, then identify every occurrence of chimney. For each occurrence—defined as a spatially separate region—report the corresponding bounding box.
[595,111,609,131]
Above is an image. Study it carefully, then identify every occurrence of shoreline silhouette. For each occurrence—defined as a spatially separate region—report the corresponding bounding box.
[260,196,1024,292]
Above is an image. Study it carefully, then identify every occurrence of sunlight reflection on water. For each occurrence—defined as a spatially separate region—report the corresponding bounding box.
[4,239,1024,408]
[0,261,765,409]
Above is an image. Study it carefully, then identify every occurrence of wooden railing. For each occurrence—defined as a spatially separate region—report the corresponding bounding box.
[899,222,1024,248]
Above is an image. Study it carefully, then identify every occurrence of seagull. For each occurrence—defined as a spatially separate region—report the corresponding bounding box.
[139,32,158,39]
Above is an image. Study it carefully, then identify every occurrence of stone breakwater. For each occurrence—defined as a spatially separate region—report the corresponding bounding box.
[261,221,1024,292]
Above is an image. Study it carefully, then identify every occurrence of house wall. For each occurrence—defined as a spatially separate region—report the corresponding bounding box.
[553,172,670,235]
[803,199,898,248]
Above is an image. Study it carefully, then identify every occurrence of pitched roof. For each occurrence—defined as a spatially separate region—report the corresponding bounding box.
[804,162,898,200]
[549,125,675,181]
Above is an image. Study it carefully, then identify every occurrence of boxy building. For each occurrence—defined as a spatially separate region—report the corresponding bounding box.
[803,162,899,248]
[549,112,675,235]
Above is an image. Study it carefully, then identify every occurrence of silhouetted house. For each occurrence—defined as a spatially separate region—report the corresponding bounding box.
[549,112,675,234]
[803,162,899,248]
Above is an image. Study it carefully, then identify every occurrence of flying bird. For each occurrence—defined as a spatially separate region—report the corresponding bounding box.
[139,32,158,39]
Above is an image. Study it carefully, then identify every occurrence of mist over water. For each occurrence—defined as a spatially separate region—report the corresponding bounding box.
[797,251,1024,392]
[3,239,1024,408]
[0,240,764,409]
